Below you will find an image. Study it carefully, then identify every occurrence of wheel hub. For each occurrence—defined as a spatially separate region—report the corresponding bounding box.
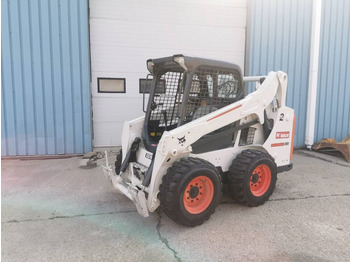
[251,173,259,184]
[249,164,272,197]
[183,176,214,214]
[189,186,199,198]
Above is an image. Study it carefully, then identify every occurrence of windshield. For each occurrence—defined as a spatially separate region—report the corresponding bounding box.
[144,70,186,145]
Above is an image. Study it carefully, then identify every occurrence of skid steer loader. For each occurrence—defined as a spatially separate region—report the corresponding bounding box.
[102,55,295,227]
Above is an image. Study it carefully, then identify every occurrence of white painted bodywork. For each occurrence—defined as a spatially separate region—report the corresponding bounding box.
[103,71,295,217]
[90,0,247,146]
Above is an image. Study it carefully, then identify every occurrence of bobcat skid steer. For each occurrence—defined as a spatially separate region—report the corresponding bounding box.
[102,55,295,227]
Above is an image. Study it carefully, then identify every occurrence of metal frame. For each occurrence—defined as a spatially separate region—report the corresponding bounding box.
[305,0,322,148]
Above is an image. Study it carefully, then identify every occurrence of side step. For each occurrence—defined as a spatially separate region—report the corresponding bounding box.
[277,163,293,173]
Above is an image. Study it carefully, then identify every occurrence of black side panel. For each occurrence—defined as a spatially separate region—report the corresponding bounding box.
[191,120,260,154]
[191,124,235,154]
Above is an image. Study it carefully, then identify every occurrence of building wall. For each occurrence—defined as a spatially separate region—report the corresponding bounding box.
[1,0,92,156]
[247,0,313,147]
[248,0,350,147]
[3,0,348,155]
[315,0,350,142]
[89,0,247,146]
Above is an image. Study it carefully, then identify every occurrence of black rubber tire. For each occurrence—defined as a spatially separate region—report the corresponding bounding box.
[114,149,122,174]
[228,150,277,207]
[159,157,222,227]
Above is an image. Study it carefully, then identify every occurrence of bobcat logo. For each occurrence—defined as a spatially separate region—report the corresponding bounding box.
[177,136,186,146]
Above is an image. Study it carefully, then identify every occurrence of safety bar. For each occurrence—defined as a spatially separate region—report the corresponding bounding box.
[243,76,266,82]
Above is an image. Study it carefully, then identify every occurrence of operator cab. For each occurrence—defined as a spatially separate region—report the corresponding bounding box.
[142,55,244,153]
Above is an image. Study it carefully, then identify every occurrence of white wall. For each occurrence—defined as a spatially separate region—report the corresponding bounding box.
[90,0,247,146]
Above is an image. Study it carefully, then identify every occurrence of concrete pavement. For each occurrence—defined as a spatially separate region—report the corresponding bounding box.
[2,150,350,262]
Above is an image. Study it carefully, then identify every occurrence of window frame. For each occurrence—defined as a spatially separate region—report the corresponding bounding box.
[97,77,126,93]
[139,78,166,94]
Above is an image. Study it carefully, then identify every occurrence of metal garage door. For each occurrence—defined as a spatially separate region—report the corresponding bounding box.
[1,0,92,156]
[315,0,350,143]
[89,0,248,146]
[247,0,350,147]
[247,0,313,147]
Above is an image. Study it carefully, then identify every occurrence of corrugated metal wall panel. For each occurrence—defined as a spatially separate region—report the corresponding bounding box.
[315,0,350,142]
[248,0,313,147]
[1,0,92,156]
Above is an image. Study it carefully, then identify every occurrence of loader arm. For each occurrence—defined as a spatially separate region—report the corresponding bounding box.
[155,71,286,160]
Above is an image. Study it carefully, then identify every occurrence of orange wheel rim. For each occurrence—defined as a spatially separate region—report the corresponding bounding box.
[249,164,271,196]
[183,176,214,214]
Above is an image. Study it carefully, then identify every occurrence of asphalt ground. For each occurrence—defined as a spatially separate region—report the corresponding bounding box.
[2,150,350,262]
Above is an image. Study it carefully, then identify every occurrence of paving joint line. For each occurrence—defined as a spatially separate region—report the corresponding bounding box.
[220,193,350,204]
[269,193,350,202]
[298,151,350,168]
[2,210,137,224]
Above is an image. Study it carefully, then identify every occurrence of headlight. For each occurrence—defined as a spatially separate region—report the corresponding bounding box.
[147,60,154,74]
[173,55,188,71]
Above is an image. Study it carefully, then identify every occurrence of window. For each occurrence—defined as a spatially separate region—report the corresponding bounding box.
[139,78,166,94]
[98,78,126,93]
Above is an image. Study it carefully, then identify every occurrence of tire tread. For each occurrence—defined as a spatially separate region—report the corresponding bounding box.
[228,150,277,207]
[159,157,222,227]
